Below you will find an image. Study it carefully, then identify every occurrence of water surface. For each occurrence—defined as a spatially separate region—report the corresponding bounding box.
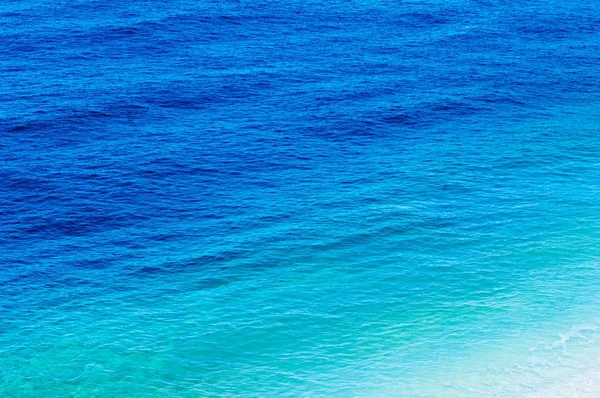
[2,0,600,396]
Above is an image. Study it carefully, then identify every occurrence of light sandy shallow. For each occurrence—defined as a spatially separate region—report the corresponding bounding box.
[527,371,600,398]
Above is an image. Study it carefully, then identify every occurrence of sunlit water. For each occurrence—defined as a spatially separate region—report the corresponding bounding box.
[2,0,600,396]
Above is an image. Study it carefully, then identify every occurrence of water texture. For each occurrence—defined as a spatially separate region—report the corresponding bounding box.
[1,0,600,396]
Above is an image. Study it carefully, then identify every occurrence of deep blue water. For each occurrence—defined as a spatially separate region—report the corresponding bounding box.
[2,0,600,396]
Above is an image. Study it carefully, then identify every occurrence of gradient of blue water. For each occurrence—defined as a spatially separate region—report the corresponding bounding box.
[2,1,600,396]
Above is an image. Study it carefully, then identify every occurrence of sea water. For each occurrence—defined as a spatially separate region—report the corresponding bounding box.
[2,0,600,396]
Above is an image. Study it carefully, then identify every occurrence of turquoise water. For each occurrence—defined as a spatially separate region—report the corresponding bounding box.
[2,0,600,396]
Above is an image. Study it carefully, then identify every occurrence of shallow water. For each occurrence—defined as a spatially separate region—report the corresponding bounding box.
[2,0,600,396]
